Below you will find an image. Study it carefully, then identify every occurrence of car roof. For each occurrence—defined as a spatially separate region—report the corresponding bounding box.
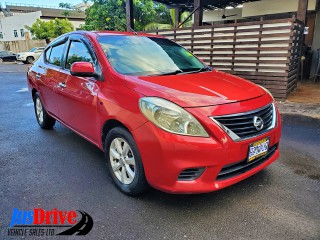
[68,30,162,39]
[47,30,164,49]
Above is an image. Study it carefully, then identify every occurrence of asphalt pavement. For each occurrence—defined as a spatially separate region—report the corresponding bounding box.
[0,63,319,240]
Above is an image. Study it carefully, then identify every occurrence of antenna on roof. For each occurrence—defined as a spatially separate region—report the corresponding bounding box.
[122,20,138,35]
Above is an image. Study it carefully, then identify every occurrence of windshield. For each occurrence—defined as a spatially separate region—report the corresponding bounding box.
[29,48,37,52]
[97,36,206,76]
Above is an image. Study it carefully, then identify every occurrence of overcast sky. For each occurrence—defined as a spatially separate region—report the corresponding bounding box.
[3,0,85,8]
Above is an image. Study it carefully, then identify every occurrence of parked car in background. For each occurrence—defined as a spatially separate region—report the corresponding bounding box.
[16,47,45,64]
[27,31,281,195]
[0,51,17,62]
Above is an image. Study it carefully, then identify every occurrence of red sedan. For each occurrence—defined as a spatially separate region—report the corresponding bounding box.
[27,31,281,195]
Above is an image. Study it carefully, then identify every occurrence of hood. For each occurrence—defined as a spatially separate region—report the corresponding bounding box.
[124,70,266,107]
[17,52,30,55]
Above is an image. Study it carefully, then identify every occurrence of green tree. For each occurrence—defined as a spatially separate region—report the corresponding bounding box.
[81,0,171,31]
[26,18,74,40]
[144,9,192,31]
[59,2,74,9]
[62,10,71,17]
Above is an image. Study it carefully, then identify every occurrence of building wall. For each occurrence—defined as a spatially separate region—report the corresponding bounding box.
[0,11,41,41]
[203,8,243,23]
[0,39,47,52]
[242,0,317,17]
[203,0,317,22]
[0,11,85,42]
[6,5,85,19]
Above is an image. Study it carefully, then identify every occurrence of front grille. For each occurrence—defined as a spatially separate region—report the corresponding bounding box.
[178,168,205,181]
[216,145,277,181]
[212,103,275,141]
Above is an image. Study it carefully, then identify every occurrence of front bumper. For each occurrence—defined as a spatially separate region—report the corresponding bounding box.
[132,94,282,194]
[16,55,26,61]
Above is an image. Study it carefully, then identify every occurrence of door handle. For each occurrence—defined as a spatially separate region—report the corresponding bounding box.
[36,74,41,80]
[58,82,66,88]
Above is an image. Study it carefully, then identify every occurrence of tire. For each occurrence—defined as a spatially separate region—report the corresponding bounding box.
[26,56,34,64]
[104,127,149,195]
[33,92,56,129]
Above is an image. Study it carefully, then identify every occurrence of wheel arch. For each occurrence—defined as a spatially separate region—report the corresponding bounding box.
[32,88,37,101]
[101,119,131,148]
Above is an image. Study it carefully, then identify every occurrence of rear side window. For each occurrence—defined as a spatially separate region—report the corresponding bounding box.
[65,41,94,69]
[47,43,65,67]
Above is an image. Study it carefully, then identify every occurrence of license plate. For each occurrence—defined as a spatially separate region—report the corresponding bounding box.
[248,138,270,162]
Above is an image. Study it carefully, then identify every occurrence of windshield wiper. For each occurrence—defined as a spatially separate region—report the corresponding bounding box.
[151,69,183,76]
[180,66,212,75]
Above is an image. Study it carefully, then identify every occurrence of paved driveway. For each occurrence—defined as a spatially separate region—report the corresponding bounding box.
[0,63,319,240]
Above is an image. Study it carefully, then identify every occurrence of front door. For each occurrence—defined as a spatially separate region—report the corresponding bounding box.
[55,38,100,144]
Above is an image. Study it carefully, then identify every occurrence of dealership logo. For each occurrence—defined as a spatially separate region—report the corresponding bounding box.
[253,116,264,130]
[7,208,93,237]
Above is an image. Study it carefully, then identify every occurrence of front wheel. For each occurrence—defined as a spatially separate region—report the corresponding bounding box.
[33,92,56,129]
[26,56,34,64]
[104,127,149,195]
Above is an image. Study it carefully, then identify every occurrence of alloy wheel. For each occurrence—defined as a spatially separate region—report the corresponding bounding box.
[109,137,136,184]
[35,98,44,124]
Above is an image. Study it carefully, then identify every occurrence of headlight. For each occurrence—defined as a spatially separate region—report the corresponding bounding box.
[139,97,209,137]
[259,85,274,100]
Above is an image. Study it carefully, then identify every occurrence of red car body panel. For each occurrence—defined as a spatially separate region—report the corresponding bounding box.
[27,31,282,194]
[124,71,266,107]
[132,93,281,193]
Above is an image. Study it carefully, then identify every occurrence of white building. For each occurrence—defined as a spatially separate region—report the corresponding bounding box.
[0,11,42,41]
[0,3,89,42]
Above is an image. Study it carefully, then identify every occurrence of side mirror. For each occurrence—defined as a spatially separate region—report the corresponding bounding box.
[70,62,96,77]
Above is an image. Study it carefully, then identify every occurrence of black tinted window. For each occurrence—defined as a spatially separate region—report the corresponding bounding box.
[48,44,65,66]
[66,41,93,69]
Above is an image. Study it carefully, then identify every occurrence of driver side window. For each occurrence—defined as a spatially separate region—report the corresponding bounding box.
[65,41,94,69]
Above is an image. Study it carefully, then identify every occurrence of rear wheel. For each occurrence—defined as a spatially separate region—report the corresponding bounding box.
[104,127,149,195]
[26,56,34,64]
[33,92,56,129]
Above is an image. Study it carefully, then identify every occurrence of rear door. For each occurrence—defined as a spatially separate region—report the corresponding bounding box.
[34,47,45,60]
[37,39,68,116]
[8,52,17,61]
[55,35,101,143]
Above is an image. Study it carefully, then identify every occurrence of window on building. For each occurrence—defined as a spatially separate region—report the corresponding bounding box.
[13,30,18,38]
[20,29,25,37]
[0,32,3,39]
